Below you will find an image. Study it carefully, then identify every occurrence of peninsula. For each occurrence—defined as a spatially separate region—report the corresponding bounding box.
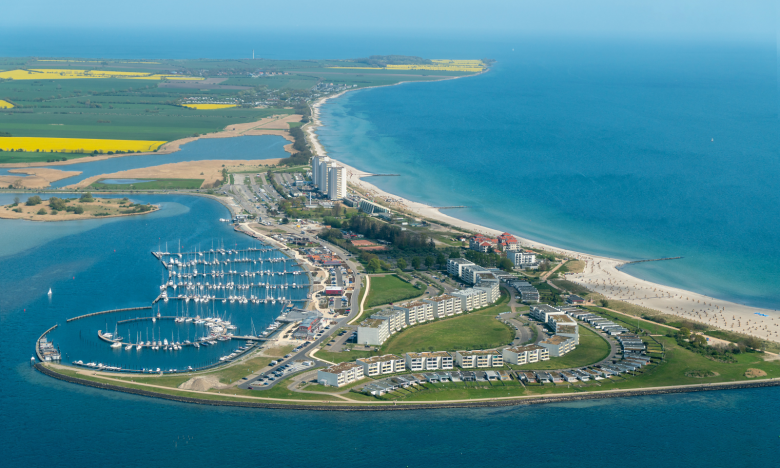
[16,54,780,410]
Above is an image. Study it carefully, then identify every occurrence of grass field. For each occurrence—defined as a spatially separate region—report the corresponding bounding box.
[513,326,611,370]
[0,150,95,164]
[365,274,423,308]
[91,178,204,190]
[382,302,514,354]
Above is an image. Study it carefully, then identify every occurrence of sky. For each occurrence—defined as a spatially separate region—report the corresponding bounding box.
[5,0,776,42]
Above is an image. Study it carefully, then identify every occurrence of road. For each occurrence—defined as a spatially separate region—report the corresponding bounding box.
[222,173,366,391]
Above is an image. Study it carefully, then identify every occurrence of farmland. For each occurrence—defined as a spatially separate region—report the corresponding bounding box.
[0,137,164,154]
[0,56,488,163]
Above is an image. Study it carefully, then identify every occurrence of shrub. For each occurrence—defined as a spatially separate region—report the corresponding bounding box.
[26,195,42,206]
[37,208,47,215]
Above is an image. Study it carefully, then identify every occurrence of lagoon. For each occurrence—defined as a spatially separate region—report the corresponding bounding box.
[0,135,289,187]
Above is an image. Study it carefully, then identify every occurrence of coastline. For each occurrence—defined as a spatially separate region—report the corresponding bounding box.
[304,81,780,344]
[35,362,780,411]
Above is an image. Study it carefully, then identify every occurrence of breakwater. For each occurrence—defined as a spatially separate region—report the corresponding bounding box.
[67,307,152,323]
[35,363,780,412]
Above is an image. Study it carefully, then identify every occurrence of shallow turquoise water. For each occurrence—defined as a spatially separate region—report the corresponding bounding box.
[319,40,780,310]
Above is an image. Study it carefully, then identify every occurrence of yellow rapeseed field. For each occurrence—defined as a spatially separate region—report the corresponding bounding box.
[0,137,165,154]
[0,99,14,109]
[0,69,203,81]
[182,104,237,110]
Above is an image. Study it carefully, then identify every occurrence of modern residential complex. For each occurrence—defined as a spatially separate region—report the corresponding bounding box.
[356,354,406,377]
[405,351,454,371]
[317,362,365,387]
[454,349,504,368]
[357,318,390,346]
[502,345,550,365]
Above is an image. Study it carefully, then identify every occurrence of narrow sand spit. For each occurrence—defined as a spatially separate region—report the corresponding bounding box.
[67,158,283,189]
[0,167,81,188]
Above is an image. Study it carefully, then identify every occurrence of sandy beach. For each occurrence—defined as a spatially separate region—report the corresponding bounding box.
[305,89,780,344]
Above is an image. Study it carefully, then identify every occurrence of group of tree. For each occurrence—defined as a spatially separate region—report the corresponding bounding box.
[279,126,311,166]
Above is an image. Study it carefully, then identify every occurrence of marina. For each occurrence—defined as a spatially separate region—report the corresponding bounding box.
[32,228,312,375]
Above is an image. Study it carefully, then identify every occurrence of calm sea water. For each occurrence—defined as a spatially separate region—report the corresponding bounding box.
[0,135,289,187]
[1,30,778,466]
[319,40,780,310]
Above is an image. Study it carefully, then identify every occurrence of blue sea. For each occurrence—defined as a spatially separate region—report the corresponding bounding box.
[1,30,778,467]
[319,39,780,310]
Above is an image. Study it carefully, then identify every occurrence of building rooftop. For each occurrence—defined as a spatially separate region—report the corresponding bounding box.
[540,335,571,345]
[425,294,456,302]
[407,351,452,359]
[359,319,385,329]
[457,349,501,356]
[550,315,575,323]
[531,304,561,313]
[325,362,362,373]
[506,345,544,353]
[357,354,401,364]
[556,325,578,334]
[448,258,475,265]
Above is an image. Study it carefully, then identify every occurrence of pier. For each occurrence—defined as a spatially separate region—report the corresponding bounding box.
[66,306,152,323]
[623,256,683,265]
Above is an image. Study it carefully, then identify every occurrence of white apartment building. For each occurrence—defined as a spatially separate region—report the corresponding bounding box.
[454,349,504,368]
[451,288,488,312]
[476,279,500,303]
[539,335,577,357]
[556,325,580,345]
[529,304,565,323]
[447,258,474,278]
[405,352,454,371]
[371,309,407,333]
[510,251,537,266]
[356,354,406,377]
[317,362,365,387]
[393,300,434,325]
[311,155,322,189]
[357,318,390,346]
[317,157,332,193]
[502,345,550,365]
[548,314,578,333]
[423,294,460,318]
[327,164,347,200]
[461,264,491,285]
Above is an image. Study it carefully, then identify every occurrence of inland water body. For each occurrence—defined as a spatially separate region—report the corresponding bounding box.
[0,135,289,187]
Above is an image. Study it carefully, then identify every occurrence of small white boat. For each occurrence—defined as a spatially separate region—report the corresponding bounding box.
[48,288,52,296]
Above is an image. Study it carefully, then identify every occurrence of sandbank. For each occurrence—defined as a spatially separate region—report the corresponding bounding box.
[0,167,82,189]
[66,159,283,190]
[0,197,158,222]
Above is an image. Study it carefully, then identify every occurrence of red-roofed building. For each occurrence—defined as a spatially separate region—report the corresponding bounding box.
[469,234,497,252]
[497,232,519,251]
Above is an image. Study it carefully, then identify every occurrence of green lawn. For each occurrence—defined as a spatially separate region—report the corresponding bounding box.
[365,274,423,308]
[0,150,96,164]
[513,326,611,370]
[90,178,204,190]
[382,304,514,354]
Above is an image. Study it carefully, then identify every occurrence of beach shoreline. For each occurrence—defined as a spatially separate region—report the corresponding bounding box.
[304,80,780,344]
